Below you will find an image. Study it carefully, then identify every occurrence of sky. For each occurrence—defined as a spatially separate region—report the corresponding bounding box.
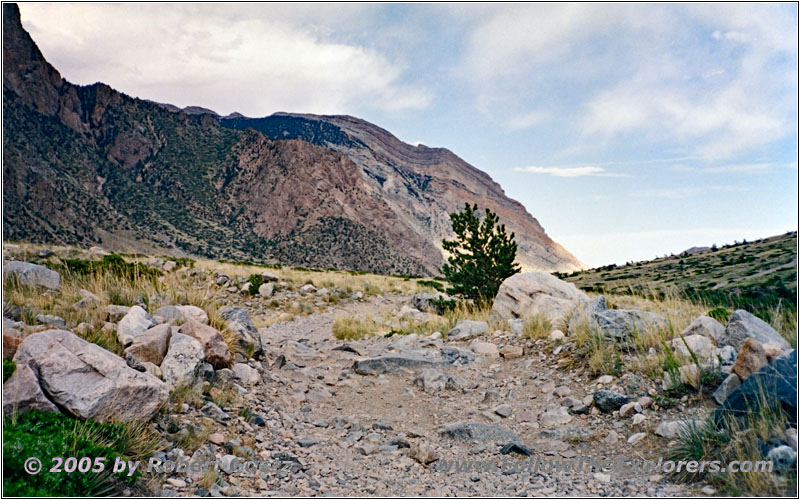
[17,3,799,268]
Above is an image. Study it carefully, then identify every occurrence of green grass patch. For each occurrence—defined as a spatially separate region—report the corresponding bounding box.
[3,410,162,496]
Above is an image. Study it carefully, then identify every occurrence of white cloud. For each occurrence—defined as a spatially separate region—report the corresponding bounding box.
[18,4,430,116]
[504,110,549,131]
[459,3,797,161]
[637,185,750,199]
[514,166,625,178]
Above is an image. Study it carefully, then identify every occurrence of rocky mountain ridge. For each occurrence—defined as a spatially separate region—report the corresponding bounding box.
[3,3,582,275]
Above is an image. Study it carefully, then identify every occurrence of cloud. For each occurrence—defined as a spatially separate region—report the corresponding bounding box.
[459,3,797,161]
[504,110,549,131]
[18,4,430,116]
[514,166,626,178]
[637,185,750,199]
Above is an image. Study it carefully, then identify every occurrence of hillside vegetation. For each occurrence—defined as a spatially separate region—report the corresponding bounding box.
[558,232,797,335]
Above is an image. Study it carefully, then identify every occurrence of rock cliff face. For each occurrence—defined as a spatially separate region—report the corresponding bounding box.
[222,114,584,272]
[3,3,583,274]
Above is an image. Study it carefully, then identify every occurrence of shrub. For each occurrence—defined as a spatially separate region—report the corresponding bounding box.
[441,203,520,305]
[247,274,264,295]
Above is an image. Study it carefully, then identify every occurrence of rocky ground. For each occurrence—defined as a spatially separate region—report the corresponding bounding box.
[3,250,797,497]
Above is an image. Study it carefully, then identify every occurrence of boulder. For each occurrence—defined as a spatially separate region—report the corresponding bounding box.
[492,272,588,324]
[2,359,60,416]
[593,308,668,340]
[154,305,209,325]
[160,333,205,388]
[3,261,60,289]
[723,310,790,351]
[715,349,797,427]
[731,338,768,380]
[681,316,725,345]
[178,320,231,369]
[447,320,488,341]
[117,306,155,346]
[670,334,717,361]
[11,330,168,422]
[593,390,629,412]
[654,420,700,439]
[567,296,608,333]
[217,306,262,356]
[440,421,521,443]
[124,324,172,365]
[712,373,741,405]
[353,355,447,376]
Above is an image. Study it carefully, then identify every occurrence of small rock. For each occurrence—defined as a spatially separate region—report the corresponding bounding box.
[494,404,512,418]
[593,389,629,412]
[499,345,523,359]
[549,330,565,342]
[627,432,646,445]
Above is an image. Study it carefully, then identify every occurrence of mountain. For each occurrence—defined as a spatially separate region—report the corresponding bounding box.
[2,3,583,275]
[220,114,584,273]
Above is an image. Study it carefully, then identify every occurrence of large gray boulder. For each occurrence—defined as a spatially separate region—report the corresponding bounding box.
[117,305,156,346]
[10,330,168,422]
[723,310,790,351]
[447,320,488,341]
[160,333,205,388]
[681,316,725,345]
[593,308,669,340]
[3,261,60,289]
[3,359,59,416]
[218,306,262,356]
[492,272,588,324]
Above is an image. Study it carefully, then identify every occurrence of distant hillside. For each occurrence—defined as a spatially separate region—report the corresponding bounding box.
[558,232,797,325]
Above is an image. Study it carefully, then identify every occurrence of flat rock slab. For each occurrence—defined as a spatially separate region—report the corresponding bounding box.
[440,421,521,443]
[353,355,448,375]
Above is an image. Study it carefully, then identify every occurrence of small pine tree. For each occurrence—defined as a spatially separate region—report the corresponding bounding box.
[441,203,521,304]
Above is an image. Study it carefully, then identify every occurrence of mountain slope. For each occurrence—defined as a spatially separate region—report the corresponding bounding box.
[3,3,582,275]
[221,113,584,272]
